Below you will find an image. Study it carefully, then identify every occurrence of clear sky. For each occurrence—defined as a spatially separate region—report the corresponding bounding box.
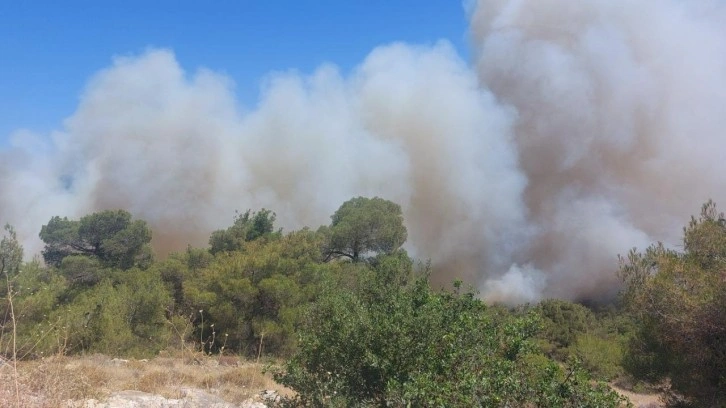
[0,1,470,145]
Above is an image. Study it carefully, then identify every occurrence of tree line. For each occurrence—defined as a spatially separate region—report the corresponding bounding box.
[1,197,724,407]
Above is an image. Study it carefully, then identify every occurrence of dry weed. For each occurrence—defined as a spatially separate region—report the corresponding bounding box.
[0,353,290,406]
[0,356,108,407]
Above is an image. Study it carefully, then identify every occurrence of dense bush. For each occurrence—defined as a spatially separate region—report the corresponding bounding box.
[273,255,627,407]
[570,333,626,381]
[536,299,594,359]
[182,228,340,356]
[534,299,631,382]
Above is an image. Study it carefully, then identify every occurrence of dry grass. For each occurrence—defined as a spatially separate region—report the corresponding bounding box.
[0,352,290,407]
[0,355,106,407]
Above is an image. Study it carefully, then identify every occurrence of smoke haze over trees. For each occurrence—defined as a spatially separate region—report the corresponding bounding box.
[2,0,726,302]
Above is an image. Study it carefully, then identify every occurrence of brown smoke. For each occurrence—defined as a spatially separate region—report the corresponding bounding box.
[2,1,726,303]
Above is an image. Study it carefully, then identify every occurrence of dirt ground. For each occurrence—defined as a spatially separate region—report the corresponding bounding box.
[611,384,664,408]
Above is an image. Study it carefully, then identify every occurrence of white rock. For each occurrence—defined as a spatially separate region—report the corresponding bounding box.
[65,389,267,408]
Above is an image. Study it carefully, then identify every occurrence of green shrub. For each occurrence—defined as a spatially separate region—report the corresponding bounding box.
[273,260,628,407]
[571,333,626,381]
[22,268,173,357]
[183,229,338,356]
[537,299,594,353]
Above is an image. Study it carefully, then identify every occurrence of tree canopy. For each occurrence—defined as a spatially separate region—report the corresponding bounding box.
[208,209,280,254]
[619,200,726,407]
[323,196,407,262]
[39,209,152,270]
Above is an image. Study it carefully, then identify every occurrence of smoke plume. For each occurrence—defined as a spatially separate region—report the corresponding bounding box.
[2,0,726,303]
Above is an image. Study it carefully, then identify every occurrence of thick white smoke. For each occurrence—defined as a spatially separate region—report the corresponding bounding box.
[472,0,726,300]
[2,0,725,303]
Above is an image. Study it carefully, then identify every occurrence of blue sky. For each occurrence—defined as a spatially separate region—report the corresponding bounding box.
[0,1,470,145]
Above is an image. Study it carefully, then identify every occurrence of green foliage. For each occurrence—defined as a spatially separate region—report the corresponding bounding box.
[184,229,334,356]
[2,258,171,358]
[209,209,280,254]
[0,195,668,407]
[533,299,630,382]
[123,267,174,346]
[323,196,407,262]
[11,261,67,324]
[39,210,152,269]
[60,280,138,354]
[570,333,625,381]
[153,256,189,309]
[37,216,78,268]
[1,260,67,357]
[683,200,726,270]
[184,255,258,353]
[620,200,726,406]
[0,224,23,277]
[274,259,627,407]
[39,269,172,357]
[58,255,104,288]
[537,299,595,351]
[6,200,401,360]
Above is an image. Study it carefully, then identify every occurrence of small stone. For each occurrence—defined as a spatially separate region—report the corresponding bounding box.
[109,358,129,366]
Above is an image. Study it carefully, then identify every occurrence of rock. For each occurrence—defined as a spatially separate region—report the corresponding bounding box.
[241,399,268,408]
[260,389,280,403]
[65,389,267,408]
